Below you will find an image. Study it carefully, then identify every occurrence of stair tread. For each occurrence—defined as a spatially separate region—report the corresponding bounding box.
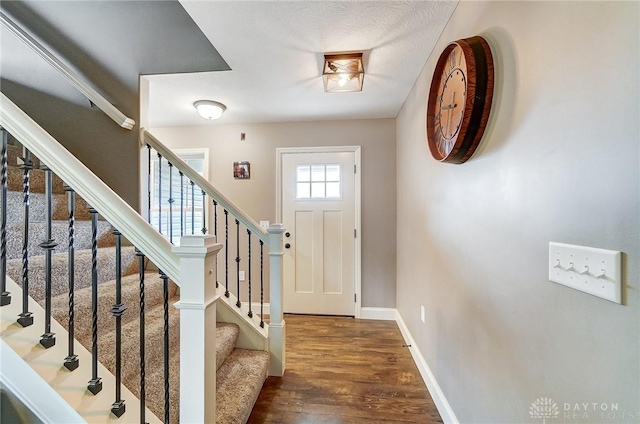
[5,143,43,171]
[5,220,115,260]
[216,322,239,371]
[115,300,180,424]
[145,340,181,424]
[49,271,177,344]
[97,295,181,394]
[216,348,270,424]
[6,245,138,301]
[6,191,94,223]
[7,165,66,195]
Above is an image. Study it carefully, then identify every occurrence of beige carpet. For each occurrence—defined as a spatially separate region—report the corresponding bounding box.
[5,142,270,423]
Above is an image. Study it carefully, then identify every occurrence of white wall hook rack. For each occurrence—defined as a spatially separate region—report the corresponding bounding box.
[549,242,622,304]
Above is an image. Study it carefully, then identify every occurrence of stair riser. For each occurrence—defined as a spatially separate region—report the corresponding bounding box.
[50,274,177,346]
[216,323,240,371]
[217,349,270,424]
[146,346,180,424]
[49,274,181,423]
[6,246,137,302]
[4,221,115,260]
[5,191,93,223]
[6,143,43,170]
[98,305,180,398]
[7,166,66,195]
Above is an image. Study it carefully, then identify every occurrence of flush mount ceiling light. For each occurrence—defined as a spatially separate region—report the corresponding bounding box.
[193,100,226,120]
[322,52,364,93]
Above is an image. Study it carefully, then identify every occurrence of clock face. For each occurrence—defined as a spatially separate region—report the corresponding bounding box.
[426,37,494,164]
[434,45,467,158]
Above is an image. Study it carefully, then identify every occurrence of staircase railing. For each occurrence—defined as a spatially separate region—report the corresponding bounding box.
[0,93,221,422]
[0,96,177,281]
[141,128,286,376]
[0,11,135,130]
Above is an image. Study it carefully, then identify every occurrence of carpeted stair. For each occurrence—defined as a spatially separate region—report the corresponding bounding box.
[3,142,270,423]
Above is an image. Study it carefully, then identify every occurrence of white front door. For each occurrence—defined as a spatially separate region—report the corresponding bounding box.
[280,149,358,315]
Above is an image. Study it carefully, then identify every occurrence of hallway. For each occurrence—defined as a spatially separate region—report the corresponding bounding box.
[249,314,442,423]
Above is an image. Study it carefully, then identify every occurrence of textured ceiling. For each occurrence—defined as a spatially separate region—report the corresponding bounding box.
[146,1,458,127]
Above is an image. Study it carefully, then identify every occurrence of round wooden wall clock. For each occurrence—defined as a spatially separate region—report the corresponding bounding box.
[426,36,494,164]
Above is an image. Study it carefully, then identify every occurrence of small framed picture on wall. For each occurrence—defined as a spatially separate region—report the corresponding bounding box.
[233,161,250,180]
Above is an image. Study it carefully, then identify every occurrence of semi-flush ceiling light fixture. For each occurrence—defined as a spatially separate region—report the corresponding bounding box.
[193,100,226,120]
[322,52,364,93]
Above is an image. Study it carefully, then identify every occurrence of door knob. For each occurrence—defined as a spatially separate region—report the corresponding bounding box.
[285,243,291,249]
[285,232,291,238]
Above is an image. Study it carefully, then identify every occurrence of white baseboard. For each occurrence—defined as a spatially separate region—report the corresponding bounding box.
[395,311,459,424]
[253,304,394,320]
[251,302,270,315]
[359,307,397,320]
[258,303,457,422]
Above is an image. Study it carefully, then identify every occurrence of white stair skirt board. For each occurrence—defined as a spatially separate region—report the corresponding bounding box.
[251,302,270,316]
[0,339,83,424]
[359,307,397,320]
[395,311,459,424]
[0,276,160,423]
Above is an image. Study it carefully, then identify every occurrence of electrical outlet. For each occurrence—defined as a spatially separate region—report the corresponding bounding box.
[420,305,425,323]
[260,221,270,230]
[239,271,245,281]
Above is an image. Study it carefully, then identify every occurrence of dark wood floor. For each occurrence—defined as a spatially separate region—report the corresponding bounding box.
[248,314,443,423]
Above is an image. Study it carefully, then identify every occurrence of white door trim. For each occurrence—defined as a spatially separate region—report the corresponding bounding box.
[276,146,362,318]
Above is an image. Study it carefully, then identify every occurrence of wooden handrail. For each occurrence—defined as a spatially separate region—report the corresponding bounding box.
[141,128,270,244]
[0,12,135,130]
[0,94,178,282]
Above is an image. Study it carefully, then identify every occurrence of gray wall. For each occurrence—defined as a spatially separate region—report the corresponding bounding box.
[396,1,639,423]
[1,1,228,208]
[150,118,396,308]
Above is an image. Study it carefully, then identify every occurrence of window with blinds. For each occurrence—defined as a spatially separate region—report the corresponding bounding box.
[150,153,205,244]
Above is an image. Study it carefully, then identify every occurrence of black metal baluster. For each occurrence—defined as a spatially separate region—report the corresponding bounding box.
[0,128,10,306]
[17,147,33,327]
[64,185,78,370]
[136,248,146,423]
[201,190,206,234]
[39,165,57,348]
[87,207,102,394]
[147,144,151,224]
[190,181,195,234]
[159,270,170,424]
[168,163,174,244]
[111,228,126,417]
[224,209,229,298]
[179,172,184,238]
[247,229,252,318]
[157,153,162,235]
[260,240,264,328]
[235,219,241,308]
[213,200,218,288]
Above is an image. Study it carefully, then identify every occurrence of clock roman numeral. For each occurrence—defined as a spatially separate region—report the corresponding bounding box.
[448,51,456,72]
[438,137,448,155]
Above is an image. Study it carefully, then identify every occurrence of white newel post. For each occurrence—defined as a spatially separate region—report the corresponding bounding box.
[173,235,222,424]
[267,224,286,376]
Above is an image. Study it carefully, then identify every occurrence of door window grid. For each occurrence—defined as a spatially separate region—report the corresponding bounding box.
[296,164,341,199]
